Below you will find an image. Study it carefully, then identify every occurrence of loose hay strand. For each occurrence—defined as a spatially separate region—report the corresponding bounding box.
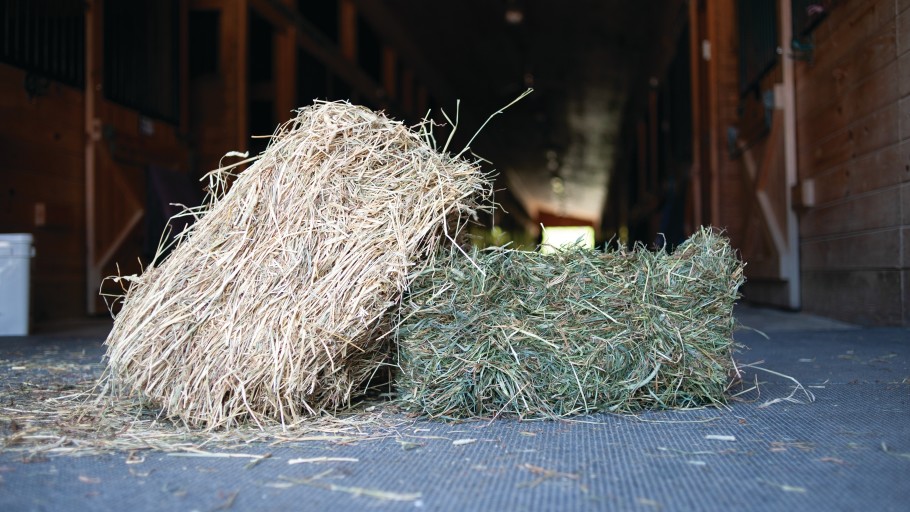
[395,227,745,420]
[100,101,491,429]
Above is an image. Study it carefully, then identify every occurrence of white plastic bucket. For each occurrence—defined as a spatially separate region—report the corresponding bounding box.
[0,234,35,336]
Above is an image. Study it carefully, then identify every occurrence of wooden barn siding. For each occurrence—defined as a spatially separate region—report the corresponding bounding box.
[0,63,86,322]
[795,0,909,325]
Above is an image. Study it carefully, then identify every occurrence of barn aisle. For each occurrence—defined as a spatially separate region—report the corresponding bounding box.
[1,307,907,512]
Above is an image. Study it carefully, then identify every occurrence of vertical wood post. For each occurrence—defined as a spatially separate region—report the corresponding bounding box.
[687,0,704,229]
[84,0,100,314]
[383,46,397,100]
[340,0,357,62]
[235,0,249,150]
[275,1,297,122]
[779,0,801,309]
[706,1,720,227]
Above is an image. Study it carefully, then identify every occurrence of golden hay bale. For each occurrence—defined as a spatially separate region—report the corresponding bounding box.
[101,101,489,429]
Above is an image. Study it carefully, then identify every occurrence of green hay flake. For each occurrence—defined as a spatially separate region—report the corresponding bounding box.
[395,227,745,420]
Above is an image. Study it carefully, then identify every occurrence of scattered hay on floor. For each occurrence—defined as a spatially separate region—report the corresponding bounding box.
[1,379,407,458]
[395,228,745,420]
[100,101,490,429]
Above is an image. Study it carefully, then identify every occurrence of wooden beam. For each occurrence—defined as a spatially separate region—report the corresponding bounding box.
[706,0,721,227]
[779,0,801,308]
[687,0,704,229]
[738,121,787,269]
[383,46,397,100]
[339,0,357,62]
[755,113,783,191]
[235,0,249,150]
[93,210,144,285]
[84,0,100,314]
[274,0,297,122]
[179,0,190,132]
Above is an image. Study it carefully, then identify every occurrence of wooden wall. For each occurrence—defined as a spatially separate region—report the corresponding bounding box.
[0,63,86,322]
[687,0,754,255]
[689,0,908,325]
[0,0,446,326]
[794,0,909,325]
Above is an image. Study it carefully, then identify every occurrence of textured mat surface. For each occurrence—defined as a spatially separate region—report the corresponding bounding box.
[1,316,908,511]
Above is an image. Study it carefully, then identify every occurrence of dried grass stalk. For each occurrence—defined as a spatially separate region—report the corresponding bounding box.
[101,101,489,429]
[395,228,745,420]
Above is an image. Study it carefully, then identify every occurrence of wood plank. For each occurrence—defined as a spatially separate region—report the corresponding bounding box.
[0,141,85,181]
[806,142,905,203]
[739,202,782,281]
[796,23,896,118]
[903,183,910,225]
[902,97,910,140]
[711,0,738,229]
[801,269,903,325]
[190,74,236,174]
[688,0,704,228]
[92,151,143,257]
[740,280,790,308]
[33,232,85,270]
[85,0,101,315]
[797,61,899,143]
[0,168,83,231]
[799,185,902,238]
[96,100,190,160]
[0,61,87,321]
[274,1,297,122]
[900,6,910,56]
[179,0,190,131]
[801,228,902,270]
[339,0,356,62]
[232,0,249,150]
[904,270,910,326]
[798,105,900,175]
[795,0,894,80]
[900,51,910,98]
[904,226,910,268]
[382,46,397,100]
[903,140,910,183]
[0,67,85,155]
[737,112,786,276]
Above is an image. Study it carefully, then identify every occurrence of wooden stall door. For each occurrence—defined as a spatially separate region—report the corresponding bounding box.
[734,0,801,309]
[85,0,191,314]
